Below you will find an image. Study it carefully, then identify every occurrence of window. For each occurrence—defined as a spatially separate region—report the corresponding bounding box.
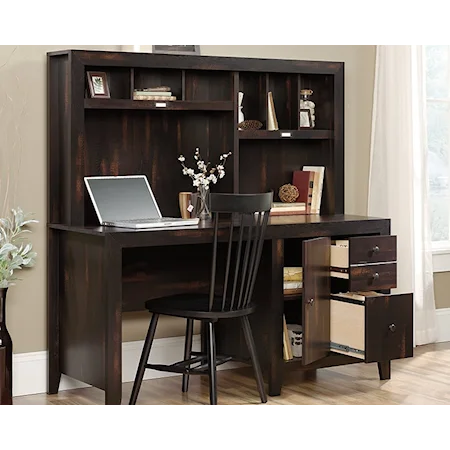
[425,46,450,251]
[152,40,200,55]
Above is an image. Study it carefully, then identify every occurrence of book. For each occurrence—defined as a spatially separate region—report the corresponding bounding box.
[270,201,306,216]
[133,95,177,101]
[292,170,314,211]
[302,166,325,214]
[270,207,306,216]
[139,86,171,92]
[271,202,306,212]
[283,316,293,360]
[133,91,173,97]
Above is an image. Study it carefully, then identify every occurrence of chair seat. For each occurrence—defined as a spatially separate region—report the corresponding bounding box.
[145,294,256,320]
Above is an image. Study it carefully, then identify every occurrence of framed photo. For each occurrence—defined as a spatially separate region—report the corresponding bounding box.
[300,108,312,128]
[87,71,110,98]
[152,45,200,55]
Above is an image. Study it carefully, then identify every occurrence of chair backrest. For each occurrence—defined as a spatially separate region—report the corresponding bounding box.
[208,192,273,312]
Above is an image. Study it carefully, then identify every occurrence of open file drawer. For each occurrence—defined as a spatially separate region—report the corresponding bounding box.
[330,291,413,363]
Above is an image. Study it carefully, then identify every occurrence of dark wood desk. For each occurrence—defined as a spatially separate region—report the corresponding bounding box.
[48,214,401,405]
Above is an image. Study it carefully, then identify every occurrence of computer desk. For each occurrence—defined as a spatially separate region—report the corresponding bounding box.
[48,214,394,404]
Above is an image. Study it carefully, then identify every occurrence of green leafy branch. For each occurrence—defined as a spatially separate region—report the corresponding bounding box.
[0,207,38,288]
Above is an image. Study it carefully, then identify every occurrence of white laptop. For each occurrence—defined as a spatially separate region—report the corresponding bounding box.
[84,175,199,229]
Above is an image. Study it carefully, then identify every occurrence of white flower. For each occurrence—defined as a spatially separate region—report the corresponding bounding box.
[208,174,218,184]
[179,147,231,188]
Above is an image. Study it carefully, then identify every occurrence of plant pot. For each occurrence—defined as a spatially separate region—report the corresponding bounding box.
[0,288,12,405]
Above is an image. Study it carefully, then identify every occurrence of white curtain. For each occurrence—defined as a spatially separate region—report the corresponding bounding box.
[368,45,437,346]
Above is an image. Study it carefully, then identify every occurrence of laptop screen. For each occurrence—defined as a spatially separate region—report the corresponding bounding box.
[85,176,162,223]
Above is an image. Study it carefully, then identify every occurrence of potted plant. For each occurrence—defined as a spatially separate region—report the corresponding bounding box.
[0,207,38,405]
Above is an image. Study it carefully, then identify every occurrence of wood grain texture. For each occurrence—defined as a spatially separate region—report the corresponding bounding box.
[15,342,450,405]
[349,235,397,265]
[349,263,397,291]
[302,237,331,365]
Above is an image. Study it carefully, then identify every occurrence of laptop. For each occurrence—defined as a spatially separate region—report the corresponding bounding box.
[84,175,199,229]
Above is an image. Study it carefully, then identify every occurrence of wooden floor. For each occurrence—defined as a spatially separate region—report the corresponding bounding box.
[14,342,450,405]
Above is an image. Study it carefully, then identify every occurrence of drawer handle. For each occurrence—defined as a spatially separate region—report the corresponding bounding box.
[307,298,315,306]
[372,272,380,281]
[372,246,380,254]
[389,324,396,333]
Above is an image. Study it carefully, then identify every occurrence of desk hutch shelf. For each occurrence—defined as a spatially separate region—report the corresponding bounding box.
[47,50,412,405]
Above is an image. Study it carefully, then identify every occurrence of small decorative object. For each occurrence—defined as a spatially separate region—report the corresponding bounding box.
[299,89,315,128]
[0,207,38,405]
[238,120,263,130]
[87,71,110,99]
[287,324,303,358]
[267,92,279,131]
[152,45,200,55]
[278,184,299,203]
[178,148,232,220]
[178,192,195,219]
[238,92,245,129]
[299,109,312,128]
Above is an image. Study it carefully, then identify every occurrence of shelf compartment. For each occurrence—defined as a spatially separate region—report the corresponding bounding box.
[134,68,183,100]
[239,129,332,140]
[85,66,132,100]
[84,99,234,111]
[185,70,233,101]
[239,72,267,126]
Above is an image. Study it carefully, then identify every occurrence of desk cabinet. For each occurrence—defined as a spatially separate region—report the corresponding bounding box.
[302,236,412,366]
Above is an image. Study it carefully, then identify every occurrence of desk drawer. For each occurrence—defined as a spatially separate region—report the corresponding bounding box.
[331,235,397,267]
[330,292,413,363]
[331,262,397,291]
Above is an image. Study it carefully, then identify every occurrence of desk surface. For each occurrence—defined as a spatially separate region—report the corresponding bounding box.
[49,214,390,248]
[49,214,388,234]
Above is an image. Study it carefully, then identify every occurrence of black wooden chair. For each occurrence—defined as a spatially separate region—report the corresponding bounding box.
[129,192,273,405]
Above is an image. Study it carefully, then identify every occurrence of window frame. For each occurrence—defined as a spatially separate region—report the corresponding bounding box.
[425,46,450,271]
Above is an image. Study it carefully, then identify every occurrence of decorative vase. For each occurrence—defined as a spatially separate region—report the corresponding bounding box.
[238,92,244,129]
[299,89,316,128]
[0,288,12,405]
[194,185,211,221]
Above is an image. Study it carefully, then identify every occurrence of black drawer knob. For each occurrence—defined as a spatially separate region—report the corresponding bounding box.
[372,246,380,254]
[307,298,314,305]
[389,324,396,333]
[372,272,380,281]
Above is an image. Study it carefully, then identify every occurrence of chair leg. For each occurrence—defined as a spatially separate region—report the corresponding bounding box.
[182,319,194,393]
[129,313,159,405]
[206,321,217,405]
[241,316,267,403]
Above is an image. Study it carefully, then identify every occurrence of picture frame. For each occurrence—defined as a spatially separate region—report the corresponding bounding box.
[87,71,110,98]
[299,108,312,128]
[152,45,200,56]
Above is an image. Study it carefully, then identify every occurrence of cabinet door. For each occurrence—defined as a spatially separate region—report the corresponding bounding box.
[302,237,331,365]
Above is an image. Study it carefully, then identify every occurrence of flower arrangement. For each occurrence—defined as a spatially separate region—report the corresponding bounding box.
[0,207,38,288]
[178,147,232,190]
[178,148,232,219]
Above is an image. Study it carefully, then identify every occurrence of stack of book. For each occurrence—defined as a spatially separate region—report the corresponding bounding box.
[283,266,302,295]
[270,202,306,216]
[133,86,177,101]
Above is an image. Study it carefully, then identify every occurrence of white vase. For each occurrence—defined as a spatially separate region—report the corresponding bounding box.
[238,92,244,129]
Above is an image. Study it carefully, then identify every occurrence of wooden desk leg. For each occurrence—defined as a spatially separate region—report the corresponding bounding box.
[104,237,123,405]
[378,361,391,380]
[268,239,284,397]
[48,229,61,394]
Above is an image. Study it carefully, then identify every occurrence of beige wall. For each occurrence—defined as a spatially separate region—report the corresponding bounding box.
[6,45,444,355]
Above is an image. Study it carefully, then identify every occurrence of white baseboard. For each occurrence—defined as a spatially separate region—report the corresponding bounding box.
[13,334,243,398]
[436,308,450,343]
[13,309,450,397]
